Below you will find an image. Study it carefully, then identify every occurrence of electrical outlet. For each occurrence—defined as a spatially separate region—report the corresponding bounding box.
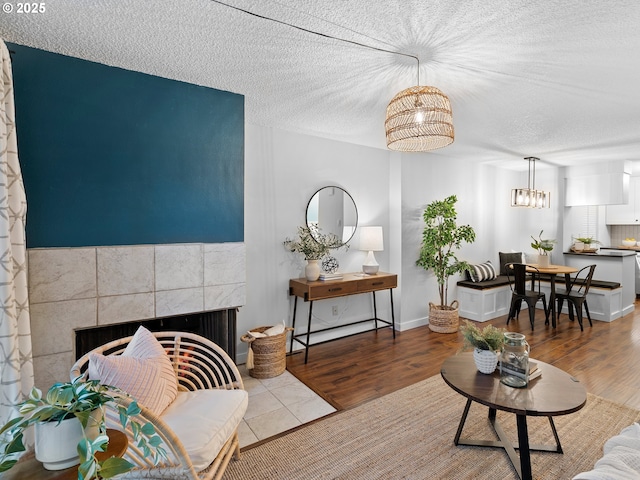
[332,305,338,316]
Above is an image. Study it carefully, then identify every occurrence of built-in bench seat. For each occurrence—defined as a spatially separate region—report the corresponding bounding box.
[457,276,622,323]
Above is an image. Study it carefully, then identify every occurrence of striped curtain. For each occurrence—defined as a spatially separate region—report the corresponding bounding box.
[0,39,33,426]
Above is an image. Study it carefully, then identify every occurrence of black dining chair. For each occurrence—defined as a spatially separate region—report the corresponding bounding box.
[556,264,596,331]
[506,263,549,330]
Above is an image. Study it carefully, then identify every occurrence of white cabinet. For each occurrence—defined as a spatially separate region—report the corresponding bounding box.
[606,177,640,224]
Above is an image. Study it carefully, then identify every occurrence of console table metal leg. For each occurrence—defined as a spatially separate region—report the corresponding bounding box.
[290,296,298,355]
[372,291,378,330]
[304,301,313,364]
[389,288,396,338]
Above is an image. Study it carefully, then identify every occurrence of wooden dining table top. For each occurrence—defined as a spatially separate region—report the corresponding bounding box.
[525,263,578,275]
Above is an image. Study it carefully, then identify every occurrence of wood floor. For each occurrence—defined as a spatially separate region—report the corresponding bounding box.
[287,299,640,412]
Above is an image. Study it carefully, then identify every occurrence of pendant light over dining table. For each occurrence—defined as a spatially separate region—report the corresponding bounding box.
[511,156,550,208]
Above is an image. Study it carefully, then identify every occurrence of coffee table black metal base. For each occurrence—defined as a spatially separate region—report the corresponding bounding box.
[454,398,563,480]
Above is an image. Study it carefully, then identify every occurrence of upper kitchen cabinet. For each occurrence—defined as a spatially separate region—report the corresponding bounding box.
[606,176,640,224]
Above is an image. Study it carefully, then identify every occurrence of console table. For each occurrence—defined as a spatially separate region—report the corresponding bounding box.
[289,272,397,363]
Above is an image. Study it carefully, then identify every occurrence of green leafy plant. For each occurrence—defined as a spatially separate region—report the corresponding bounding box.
[0,376,167,479]
[284,225,346,260]
[460,320,506,352]
[416,195,476,307]
[573,236,600,245]
[530,230,556,255]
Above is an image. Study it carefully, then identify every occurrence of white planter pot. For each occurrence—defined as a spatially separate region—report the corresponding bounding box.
[537,254,550,268]
[35,409,102,471]
[473,348,499,374]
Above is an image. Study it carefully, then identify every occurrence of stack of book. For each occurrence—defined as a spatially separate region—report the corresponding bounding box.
[501,359,542,383]
[319,273,343,281]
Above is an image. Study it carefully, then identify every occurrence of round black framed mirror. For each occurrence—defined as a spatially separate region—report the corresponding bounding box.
[305,186,358,247]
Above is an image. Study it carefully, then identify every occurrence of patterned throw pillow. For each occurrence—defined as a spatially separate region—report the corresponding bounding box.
[469,261,497,282]
[89,326,178,415]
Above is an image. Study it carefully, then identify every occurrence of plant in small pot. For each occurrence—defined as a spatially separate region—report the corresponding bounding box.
[460,320,506,374]
[416,195,476,333]
[572,236,601,253]
[0,376,166,479]
[284,224,346,281]
[530,230,556,268]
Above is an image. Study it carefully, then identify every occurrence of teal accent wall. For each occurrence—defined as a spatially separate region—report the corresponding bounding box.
[9,43,244,248]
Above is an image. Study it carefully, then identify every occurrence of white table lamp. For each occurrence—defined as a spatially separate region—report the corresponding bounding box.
[359,226,383,275]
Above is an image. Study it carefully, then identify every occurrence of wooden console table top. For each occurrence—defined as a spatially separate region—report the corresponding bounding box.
[289,272,397,301]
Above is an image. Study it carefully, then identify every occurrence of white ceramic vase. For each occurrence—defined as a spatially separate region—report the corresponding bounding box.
[537,254,550,268]
[35,409,102,470]
[305,259,320,281]
[473,348,499,374]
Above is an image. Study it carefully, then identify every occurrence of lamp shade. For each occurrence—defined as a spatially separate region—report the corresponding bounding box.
[359,226,384,252]
[385,86,454,152]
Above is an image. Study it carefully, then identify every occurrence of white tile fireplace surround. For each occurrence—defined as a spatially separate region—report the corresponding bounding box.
[28,242,245,390]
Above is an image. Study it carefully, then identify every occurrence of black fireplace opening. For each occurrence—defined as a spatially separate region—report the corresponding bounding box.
[75,309,237,361]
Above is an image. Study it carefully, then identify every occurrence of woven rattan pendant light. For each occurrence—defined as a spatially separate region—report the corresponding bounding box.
[385,85,454,152]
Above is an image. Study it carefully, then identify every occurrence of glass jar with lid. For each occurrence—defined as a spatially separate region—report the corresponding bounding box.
[499,332,530,388]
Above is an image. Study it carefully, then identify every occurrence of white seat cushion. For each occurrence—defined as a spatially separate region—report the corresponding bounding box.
[161,389,248,472]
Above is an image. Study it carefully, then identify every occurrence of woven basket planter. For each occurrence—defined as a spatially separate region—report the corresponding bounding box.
[241,326,293,379]
[473,348,499,374]
[428,301,459,334]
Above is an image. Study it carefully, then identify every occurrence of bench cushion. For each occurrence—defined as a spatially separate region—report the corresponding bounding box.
[162,389,249,471]
[457,275,510,290]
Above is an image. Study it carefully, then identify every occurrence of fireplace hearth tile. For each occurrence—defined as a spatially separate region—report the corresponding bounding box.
[204,243,245,285]
[204,283,245,311]
[155,244,203,290]
[155,287,204,317]
[30,299,96,356]
[98,292,155,325]
[34,351,74,391]
[98,246,154,296]
[28,248,96,303]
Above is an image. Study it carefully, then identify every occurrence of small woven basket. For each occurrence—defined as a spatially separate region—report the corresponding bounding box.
[241,326,293,379]
[428,301,459,334]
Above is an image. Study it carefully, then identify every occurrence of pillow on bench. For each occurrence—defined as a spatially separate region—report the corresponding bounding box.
[499,251,524,275]
[467,261,497,282]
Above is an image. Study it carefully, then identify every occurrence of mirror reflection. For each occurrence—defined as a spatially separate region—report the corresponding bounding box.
[306,186,358,246]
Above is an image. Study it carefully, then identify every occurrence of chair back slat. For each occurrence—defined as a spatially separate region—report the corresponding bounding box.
[570,264,597,296]
[507,263,537,294]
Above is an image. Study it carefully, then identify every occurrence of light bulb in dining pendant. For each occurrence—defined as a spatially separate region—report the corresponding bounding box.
[414,109,425,124]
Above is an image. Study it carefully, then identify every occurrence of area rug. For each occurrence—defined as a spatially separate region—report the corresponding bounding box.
[224,375,640,479]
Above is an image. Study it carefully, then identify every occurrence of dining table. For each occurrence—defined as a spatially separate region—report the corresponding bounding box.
[525,263,578,327]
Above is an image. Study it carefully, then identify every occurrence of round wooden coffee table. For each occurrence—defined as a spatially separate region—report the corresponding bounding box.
[441,353,586,480]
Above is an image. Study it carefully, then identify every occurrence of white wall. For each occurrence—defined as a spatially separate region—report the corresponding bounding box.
[240,125,391,362]
[240,124,563,361]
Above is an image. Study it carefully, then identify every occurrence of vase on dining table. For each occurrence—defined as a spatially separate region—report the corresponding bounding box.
[537,254,550,268]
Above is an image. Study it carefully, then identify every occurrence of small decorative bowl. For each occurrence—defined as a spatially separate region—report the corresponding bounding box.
[622,240,636,247]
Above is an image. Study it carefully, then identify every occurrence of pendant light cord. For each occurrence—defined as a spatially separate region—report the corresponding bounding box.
[210,0,420,85]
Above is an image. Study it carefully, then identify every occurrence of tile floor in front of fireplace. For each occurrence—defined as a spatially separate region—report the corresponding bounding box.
[237,366,336,448]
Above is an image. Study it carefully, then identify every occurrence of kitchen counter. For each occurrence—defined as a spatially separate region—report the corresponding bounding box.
[565,250,636,257]
[563,251,635,320]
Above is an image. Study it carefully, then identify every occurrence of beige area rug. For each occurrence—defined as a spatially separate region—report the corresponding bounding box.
[224,375,640,480]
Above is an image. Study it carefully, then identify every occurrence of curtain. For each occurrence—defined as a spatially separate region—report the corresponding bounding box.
[0,39,33,425]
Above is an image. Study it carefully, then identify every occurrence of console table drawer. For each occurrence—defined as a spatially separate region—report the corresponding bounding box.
[357,275,397,292]
[308,281,358,300]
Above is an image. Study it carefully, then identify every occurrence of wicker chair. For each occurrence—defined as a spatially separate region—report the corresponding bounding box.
[70,331,247,480]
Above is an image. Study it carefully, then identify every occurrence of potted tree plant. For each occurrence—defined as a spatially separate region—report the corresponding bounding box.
[0,376,166,479]
[460,320,506,373]
[416,195,476,333]
[284,225,346,281]
[530,230,556,267]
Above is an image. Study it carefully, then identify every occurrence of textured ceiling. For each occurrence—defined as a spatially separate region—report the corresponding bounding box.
[1,0,640,169]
